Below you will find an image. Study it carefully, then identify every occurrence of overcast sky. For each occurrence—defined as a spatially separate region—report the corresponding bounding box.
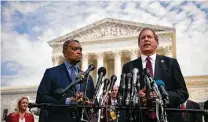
[1,1,208,87]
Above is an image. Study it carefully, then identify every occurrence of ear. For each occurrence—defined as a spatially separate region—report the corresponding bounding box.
[156,42,159,47]
[62,51,66,57]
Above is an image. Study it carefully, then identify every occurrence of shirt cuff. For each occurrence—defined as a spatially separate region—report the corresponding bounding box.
[65,98,71,104]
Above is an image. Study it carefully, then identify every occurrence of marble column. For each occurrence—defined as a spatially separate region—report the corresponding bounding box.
[114,51,122,85]
[96,52,104,71]
[82,53,89,71]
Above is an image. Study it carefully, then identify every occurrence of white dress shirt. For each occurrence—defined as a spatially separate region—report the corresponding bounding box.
[19,118,25,122]
[141,53,156,76]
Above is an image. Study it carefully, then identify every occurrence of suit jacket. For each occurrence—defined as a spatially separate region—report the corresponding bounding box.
[122,55,189,122]
[183,100,202,122]
[6,112,34,122]
[36,63,95,122]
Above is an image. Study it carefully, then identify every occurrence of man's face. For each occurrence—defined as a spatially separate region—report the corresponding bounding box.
[139,30,158,55]
[112,86,119,99]
[19,98,28,111]
[64,41,82,64]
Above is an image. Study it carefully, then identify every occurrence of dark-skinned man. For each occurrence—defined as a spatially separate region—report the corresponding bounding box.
[36,39,95,122]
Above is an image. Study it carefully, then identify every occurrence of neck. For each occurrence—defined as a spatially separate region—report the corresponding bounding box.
[19,109,26,114]
[67,60,78,65]
[111,97,117,101]
[142,51,156,56]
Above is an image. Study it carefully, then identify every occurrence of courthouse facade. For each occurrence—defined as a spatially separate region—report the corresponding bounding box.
[49,18,176,83]
[1,18,208,121]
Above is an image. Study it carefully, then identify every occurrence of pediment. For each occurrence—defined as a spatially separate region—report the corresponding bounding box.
[48,18,175,45]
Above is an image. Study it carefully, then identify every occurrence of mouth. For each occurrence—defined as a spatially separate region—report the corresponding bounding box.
[76,55,82,58]
[143,43,151,48]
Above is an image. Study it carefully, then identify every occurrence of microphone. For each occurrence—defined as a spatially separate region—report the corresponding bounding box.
[82,64,95,77]
[125,73,132,105]
[143,68,153,90]
[108,75,117,94]
[155,80,169,104]
[99,78,110,106]
[132,68,139,87]
[93,67,106,101]
[54,73,83,93]
[28,103,50,108]
[143,68,161,98]
[54,64,95,99]
[102,78,110,95]
[118,73,126,106]
[132,68,139,105]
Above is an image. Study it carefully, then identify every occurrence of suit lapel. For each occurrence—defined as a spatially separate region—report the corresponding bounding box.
[60,63,71,84]
[59,63,78,93]
[133,57,145,88]
[154,55,163,80]
[133,57,143,72]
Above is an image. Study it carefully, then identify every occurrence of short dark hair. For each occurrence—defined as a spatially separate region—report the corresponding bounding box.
[138,27,158,44]
[62,39,80,53]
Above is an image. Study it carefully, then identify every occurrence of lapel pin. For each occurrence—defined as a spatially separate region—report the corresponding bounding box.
[161,60,164,63]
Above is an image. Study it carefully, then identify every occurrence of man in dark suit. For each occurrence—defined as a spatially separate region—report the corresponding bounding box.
[36,39,95,122]
[180,100,202,122]
[204,100,208,122]
[122,27,189,122]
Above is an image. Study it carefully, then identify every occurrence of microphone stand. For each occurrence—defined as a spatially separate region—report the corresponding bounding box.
[80,75,90,122]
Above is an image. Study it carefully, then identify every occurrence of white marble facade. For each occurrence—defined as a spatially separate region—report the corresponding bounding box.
[49,18,175,85]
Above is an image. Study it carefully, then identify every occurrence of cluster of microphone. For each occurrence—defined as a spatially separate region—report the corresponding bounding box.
[117,68,140,106]
[143,68,169,105]
[117,67,169,107]
[92,67,117,106]
[54,64,169,107]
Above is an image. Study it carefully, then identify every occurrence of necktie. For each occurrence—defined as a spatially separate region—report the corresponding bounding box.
[181,104,186,118]
[70,66,79,91]
[146,56,156,119]
[146,56,153,77]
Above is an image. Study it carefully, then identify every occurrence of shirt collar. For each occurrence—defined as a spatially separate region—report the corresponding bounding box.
[64,60,78,70]
[141,53,157,63]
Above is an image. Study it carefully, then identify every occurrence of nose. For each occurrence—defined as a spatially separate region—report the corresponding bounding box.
[144,36,149,41]
[77,49,82,54]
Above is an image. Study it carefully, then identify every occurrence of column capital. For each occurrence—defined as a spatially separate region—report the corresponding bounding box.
[95,52,104,59]
[52,55,64,66]
[113,50,122,58]
[163,46,172,57]
[130,49,139,60]
[130,49,138,55]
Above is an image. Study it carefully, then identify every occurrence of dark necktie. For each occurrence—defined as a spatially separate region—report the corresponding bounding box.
[146,56,153,77]
[146,56,156,119]
[70,66,79,91]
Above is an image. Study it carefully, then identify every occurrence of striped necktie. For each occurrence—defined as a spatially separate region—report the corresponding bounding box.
[146,56,156,119]
[146,56,153,77]
[70,66,79,91]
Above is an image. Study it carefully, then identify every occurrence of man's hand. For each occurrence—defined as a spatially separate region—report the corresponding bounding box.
[139,88,157,106]
[139,88,147,106]
[76,92,84,99]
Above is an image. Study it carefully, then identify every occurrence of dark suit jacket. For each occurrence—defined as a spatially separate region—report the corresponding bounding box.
[183,100,202,122]
[36,63,95,122]
[122,55,189,122]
